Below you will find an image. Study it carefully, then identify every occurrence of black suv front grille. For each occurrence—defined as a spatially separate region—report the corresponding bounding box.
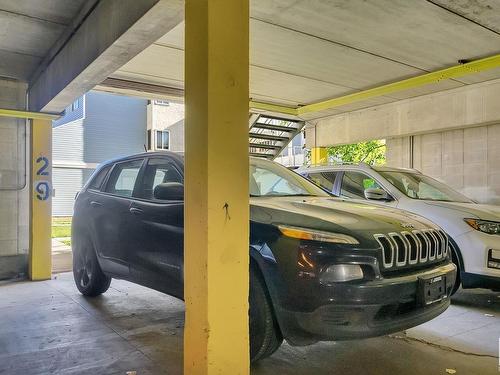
[374,229,448,274]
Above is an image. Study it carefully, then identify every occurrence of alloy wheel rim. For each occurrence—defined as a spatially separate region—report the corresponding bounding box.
[77,250,93,288]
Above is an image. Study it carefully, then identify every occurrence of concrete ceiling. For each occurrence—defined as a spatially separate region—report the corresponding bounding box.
[1,0,499,118]
[0,0,88,81]
[110,0,500,119]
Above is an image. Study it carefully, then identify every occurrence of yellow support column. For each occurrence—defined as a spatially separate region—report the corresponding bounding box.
[311,147,328,165]
[30,119,52,280]
[184,0,249,374]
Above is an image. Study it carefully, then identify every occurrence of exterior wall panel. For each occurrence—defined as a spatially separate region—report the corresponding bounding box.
[386,123,500,204]
[0,78,29,279]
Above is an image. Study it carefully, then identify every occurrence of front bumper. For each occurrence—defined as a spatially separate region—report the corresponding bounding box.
[461,272,500,291]
[278,263,456,345]
[455,230,500,281]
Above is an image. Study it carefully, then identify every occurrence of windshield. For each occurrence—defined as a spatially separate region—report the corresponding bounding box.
[250,158,330,197]
[377,170,473,203]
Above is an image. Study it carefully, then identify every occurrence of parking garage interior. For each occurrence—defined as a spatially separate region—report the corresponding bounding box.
[1,0,500,374]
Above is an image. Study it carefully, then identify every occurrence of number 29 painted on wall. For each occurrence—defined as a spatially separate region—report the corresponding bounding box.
[35,156,51,201]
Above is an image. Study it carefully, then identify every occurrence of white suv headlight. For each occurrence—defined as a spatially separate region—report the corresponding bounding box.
[464,218,500,235]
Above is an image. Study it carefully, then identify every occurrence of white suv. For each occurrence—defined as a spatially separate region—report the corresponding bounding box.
[297,164,500,294]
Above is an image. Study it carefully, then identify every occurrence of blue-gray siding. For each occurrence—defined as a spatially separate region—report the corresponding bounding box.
[52,91,147,216]
[53,168,94,216]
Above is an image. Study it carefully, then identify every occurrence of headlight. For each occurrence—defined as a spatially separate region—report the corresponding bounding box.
[464,218,500,235]
[278,225,359,244]
[320,264,364,284]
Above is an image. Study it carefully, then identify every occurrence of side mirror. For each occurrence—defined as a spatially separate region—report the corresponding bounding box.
[154,182,184,201]
[364,187,392,201]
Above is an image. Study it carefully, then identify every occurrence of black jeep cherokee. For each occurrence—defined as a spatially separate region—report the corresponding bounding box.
[72,152,456,362]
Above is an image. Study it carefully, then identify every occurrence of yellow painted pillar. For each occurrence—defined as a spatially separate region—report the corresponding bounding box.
[184,0,249,374]
[311,147,328,165]
[30,119,52,280]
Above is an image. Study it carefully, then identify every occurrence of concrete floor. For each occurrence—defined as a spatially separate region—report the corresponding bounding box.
[0,273,498,375]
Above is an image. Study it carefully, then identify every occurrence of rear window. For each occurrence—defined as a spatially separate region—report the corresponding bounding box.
[88,166,111,191]
[105,159,144,197]
[306,171,337,193]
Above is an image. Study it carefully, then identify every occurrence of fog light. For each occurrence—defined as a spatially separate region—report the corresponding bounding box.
[320,264,364,284]
[488,249,500,269]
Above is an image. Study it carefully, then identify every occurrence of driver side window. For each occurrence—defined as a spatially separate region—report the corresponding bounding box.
[137,158,183,200]
[341,171,382,199]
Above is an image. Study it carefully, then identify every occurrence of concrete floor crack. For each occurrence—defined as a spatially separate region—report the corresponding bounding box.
[389,333,499,359]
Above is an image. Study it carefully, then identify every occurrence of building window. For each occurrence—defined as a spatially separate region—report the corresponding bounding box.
[72,99,79,111]
[156,130,170,150]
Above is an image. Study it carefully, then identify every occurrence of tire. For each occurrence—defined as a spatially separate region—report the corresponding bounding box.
[249,267,283,362]
[73,238,111,297]
[450,244,461,296]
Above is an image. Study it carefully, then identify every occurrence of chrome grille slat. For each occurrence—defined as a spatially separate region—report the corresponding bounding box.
[425,230,438,261]
[374,229,447,272]
[438,230,449,257]
[390,232,408,267]
[413,230,429,262]
[402,231,419,265]
[374,234,394,268]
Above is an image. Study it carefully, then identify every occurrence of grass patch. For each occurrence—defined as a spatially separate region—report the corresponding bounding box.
[52,216,72,238]
[61,239,71,247]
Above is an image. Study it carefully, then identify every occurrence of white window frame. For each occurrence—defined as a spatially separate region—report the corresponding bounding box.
[155,130,170,150]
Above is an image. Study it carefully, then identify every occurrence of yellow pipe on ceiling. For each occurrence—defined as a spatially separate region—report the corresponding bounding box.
[250,53,500,117]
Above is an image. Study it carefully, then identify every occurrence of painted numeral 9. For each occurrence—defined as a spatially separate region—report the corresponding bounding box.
[35,181,50,201]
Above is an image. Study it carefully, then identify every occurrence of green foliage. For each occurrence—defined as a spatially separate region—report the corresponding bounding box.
[52,217,72,238]
[327,140,386,165]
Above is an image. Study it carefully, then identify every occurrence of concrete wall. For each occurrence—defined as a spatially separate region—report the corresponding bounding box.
[306,78,500,148]
[0,78,29,279]
[386,123,500,204]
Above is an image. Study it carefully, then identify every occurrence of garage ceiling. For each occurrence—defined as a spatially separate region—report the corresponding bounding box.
[109,0,500,119]
[1,0,500,119]
[0,0,88,81]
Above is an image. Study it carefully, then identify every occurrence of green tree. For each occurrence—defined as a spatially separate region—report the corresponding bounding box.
[327,140,386,165]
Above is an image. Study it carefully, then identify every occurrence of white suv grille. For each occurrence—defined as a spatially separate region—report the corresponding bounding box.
[374,229,448,271]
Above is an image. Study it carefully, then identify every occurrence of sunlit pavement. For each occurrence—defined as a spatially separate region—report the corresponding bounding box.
[0,273,498,375]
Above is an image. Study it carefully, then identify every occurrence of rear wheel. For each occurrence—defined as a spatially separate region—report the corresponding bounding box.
[249,267,283,362]
[73,239,111,297]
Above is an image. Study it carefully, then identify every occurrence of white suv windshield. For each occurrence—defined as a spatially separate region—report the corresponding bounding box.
[377,170,473,203]
[250,159,329,197]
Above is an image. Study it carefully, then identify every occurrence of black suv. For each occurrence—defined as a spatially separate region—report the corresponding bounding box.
[72,152,456,361]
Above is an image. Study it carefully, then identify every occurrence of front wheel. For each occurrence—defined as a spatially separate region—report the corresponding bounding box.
[249,267,283,362]
[73,239,111,297]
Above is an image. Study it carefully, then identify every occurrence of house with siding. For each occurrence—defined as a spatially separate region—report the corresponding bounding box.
[52,91,148,216]
[53,91,185,216]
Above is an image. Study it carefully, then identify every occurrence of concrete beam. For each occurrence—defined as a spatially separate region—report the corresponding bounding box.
[306,77,500,148]
[28,0,183,113]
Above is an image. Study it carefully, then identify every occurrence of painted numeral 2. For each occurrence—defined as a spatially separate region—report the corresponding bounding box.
[36,156,49,176]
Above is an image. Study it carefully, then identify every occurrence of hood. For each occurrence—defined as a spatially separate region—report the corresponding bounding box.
[422,201,500,221]
[250,196,440,244]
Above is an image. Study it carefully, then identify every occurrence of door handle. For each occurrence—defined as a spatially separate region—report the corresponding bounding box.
[90,201,102,208]
[129,207,144,215]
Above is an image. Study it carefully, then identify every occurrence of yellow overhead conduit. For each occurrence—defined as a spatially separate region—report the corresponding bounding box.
[250,53,500,117]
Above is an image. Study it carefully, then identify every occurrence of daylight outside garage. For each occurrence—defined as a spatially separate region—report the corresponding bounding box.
[0,0,500,374]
